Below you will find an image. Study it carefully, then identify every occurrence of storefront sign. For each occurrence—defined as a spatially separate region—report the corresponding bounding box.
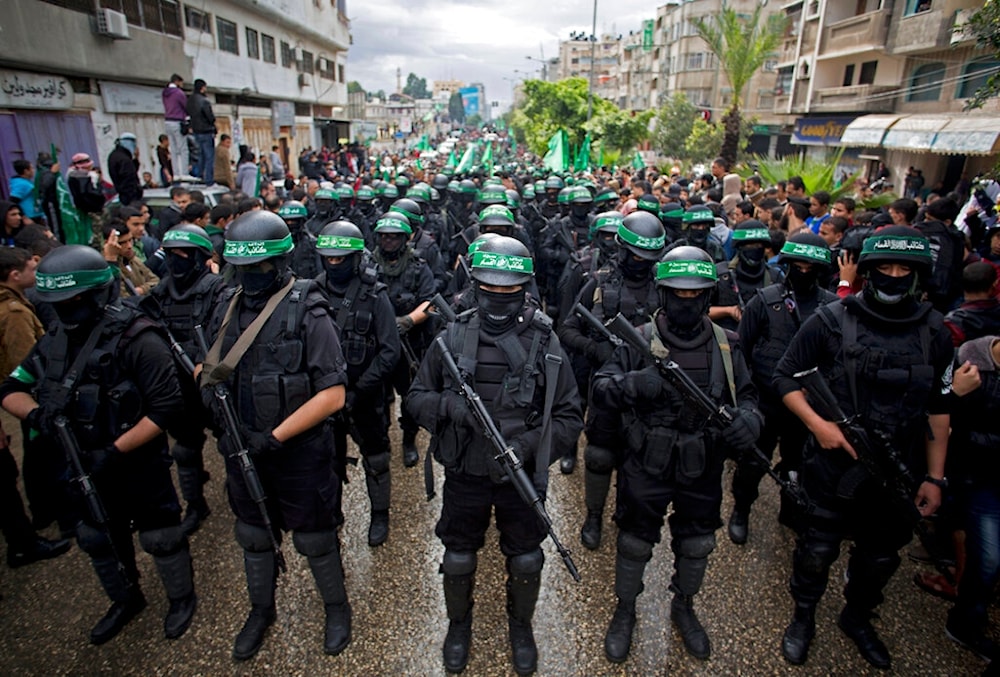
[792,116,856,145]
[100,81,161,114]
[0,70,72,109]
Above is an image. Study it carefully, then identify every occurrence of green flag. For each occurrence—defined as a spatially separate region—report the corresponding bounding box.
[597,141,604,168]
[416,158,424,171]
[542,129,569,173]
[481,141,494,176]
[510,136,517,155]
[416,134,431,151]
[446,150,458,169]
[47,144,89,245]
[575,133,592,173]
[632,151,644,170]
[456,141,478,173]
[253,163,263,197]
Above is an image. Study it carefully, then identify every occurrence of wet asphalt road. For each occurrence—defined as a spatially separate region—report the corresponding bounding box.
[0,409,990,676]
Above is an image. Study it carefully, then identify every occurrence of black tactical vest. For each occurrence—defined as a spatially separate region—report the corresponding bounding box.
[147,272,225,357]
[322,267,384,383]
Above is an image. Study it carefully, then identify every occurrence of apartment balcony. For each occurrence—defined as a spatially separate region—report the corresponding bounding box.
[811,84,897,112]
[820,11,887,57]
[887,6,952,55]
[773,86,811,114]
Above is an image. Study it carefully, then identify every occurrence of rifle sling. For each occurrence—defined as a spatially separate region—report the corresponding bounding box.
[202,277,296,387]
[45,317,109,414]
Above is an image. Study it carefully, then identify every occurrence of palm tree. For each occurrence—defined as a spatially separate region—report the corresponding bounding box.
[692,3,786,167]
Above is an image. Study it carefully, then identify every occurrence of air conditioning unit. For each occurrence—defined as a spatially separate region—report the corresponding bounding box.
[796,57,811,80]
[293,47,304,63]
[95,8,131,39]
[297,73,308,88]
[317,57,329,71]
[951,9,974,45]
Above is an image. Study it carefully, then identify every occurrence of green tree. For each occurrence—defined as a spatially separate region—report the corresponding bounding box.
[963,1,1000,109]
[402,73,430,99]
[466,113,483,128]
[692,3,786,167]
[653,92,699,160]
[347,80,364,94]
[448,90,465,123]
[684,119,725,162]
[510,77,617,156]
[588,107,653,154]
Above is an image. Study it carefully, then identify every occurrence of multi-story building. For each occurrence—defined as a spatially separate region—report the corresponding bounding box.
[0,0,350,191]
[777,0,997,189]
[557,33,624,104]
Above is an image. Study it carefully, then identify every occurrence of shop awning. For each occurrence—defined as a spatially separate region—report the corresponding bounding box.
[930,116,1000,156]
[839,114,902,147]
[882,115,951,151]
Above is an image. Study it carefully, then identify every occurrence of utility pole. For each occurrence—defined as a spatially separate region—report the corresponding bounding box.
[396,67,401,95]
[586,0,598,123]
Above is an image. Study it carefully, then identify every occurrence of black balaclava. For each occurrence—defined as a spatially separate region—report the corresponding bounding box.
[378,233,407,261]
[165,249,205,291]
[237,257,287,307]
[476,286,525,335]
[785,264,820,297]
[323,252,358,289]
[687,224,710,249]
[864,268,919,313]
[55,285,110,335]
[660,287,710,338]
[619,251,656,282]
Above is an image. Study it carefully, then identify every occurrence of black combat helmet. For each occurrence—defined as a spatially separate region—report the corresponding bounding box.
[470,235,533,287]
[35,244,115,304]
[617,211,667,261]
[223,210,294,265]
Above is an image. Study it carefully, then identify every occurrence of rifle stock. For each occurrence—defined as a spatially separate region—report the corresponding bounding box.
[434,335,580,582]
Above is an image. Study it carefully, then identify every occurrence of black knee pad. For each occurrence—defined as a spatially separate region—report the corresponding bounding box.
[292,529,338,558]
[799,539,839,577]
[170,443,202,466]
[617,531,654,563]
[584,444,615,473]
[507,548,544,576]
[76,523,112,558]
[850,547,900,576]
[362,451,391,477]
[234,520,276,553]
[441,549,477,577]
[675,533,716,559]
[139,526,186,556]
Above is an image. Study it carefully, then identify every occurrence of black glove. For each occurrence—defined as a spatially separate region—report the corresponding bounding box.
[25,406,55,437]
[623,366,663,405]
[721,406,761,452]
[590,340,614,365]
[441,391,477,430]
[246,430,283,458]
[396,315,415,334]
[90,444,122,479]
[344,391,357,413]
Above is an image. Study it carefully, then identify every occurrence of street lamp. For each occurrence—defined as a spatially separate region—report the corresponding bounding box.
[586,0,598,124]
[524,56,548,81]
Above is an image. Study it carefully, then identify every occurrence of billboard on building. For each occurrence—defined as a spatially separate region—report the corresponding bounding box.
[459,87,480,118]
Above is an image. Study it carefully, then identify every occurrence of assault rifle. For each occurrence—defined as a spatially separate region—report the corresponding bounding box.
[602,312,809,509]
[53,414,135,592]
[429,293,458,324]
[194,325,287,574]
[434,335,581,582]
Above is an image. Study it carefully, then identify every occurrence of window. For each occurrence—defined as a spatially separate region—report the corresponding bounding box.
[775,66,793,95]
[859,60,877,85]
[843,64,856,87]
[184,6,210,33]
[300,50,314,74]
[216,17,238,54]
[907,62,945,102]
[261,34,275,63]
[338,64,345,83]
[686,52,704,71]
[957,58,1000,99]
[903,0,932,17]
[281,41,292,68]
[246,27,259,59]
[763,59,778,72]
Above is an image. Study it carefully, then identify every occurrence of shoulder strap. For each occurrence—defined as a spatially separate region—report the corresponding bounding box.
[711,322,737,405]
[202,276,296,387]
[760,284,784,306]
[44,318,108,413]
[842,308,860,413]
[533,350,563,494]
[284,278,311,337]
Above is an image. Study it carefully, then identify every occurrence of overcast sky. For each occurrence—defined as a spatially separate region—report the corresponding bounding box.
[346,0,656,109]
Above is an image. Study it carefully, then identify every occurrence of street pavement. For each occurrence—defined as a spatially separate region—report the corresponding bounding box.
[0,411,990,676]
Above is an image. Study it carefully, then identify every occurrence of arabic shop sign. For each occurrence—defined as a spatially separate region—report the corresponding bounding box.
[0,70,72,109]
[792,116,855,146]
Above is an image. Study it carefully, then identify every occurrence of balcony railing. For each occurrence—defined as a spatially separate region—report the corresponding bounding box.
[812,84,897,112]
[821,11,887,55]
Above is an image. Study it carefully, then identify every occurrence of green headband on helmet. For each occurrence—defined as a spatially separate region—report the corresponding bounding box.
[592,214,623,234]
[35,267,114,294]
[279,205,308,219]
[389,204,424,225]
[656,259,718,282]
[617,222,665,250]
[467,238,494,255]
[660,209,685,219]
[683,210,715,224]
[471,251,534,275]
[780,241,833,265]
[224,234,294,259]
[316,235,365,251]
[163,229,214,252]
[374,217,413,234]
[861,234,931,260]
[732,228,771,242]
[479,205,515,224]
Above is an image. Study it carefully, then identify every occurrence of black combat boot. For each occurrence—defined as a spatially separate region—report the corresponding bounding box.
[442,572,474,672]
[89,556,146,645]
[781,602,815,665]
[153,545,197,639]
[580,511,602,551]
[233,550,277,661]
[305,547,351,655]
[559,453,575,474]
[727,506,749,545]
[6,535,71,568]
[365,470,391,547]
[838,606,891,670]
[506,562,541,676]
[402,431,419,467]
[604,552,647,663]
[670,554,711,659]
